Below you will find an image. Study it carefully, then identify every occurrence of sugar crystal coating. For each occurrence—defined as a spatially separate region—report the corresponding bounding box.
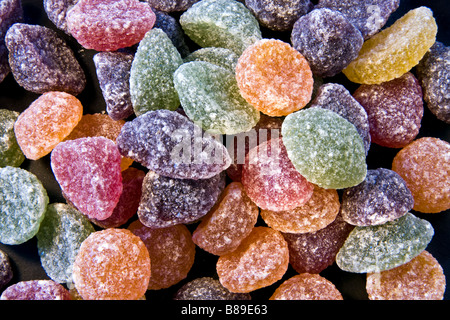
[153,9,190,58]
[174,277,251,300]
[0,280,71,300]
[44,0,78,34]
[145,0,199,12]
[0,109,24,167]
[0,249,12,290]
[184,47,239,72]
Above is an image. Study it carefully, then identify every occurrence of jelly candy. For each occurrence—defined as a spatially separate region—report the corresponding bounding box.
[154,10,190,58]
[269,274,343,300]
[179,0,262,55]
[72,228,151,300]
[192,182,259,256]
[174,277,251,300]
[366,250,446,300]
[282,108,367,189]
[66,0,156,51]
[0,166,49,245]
[138,171,226,229]
[336,213,434,273]
[0,280,71,300]
[291,8,363,78]
[217,226,289,293]
[50,137,123,221]
[146,0,199,12]
[128,220,195,290]
[184,47,239,72]
[14,91,83,160]
[173,61,260,135]
[5,23,86,95]
[0,249,12,290]
[0,109,24,167]
[392,137,450,213]
[36,203,95,284]
[343,7,437,84]
[235,39,313,117]
[44,0,77,34]
[352,72,424,148]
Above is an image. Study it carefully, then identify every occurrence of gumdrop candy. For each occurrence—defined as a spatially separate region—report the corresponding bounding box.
[416,41,450,123]
[50,137,123,221]
[179,0,262,55]
[392,137,450,213]
[269,274,343,300]
[173,61,260,135]
[146,0,199,12]
[43,0,77,34]
[5,23,86,95]
[36,203,95,284]
[0,109,24,167]
[0,249,13,290]
[72,228,151,300]
[242,137,314,211]
[352,72,424,148]
[174,277,251,300]
[14,91,83,160]
[0,166,49,245]
[282,108,367,189]
[235,39,313,117]
[216,226,289,293]
[366,250,446,300]
[66,0,156,51]
[184,47,239,73]
[138,171,226,229]
[336,213,434,273]
[130,28,183,116]
[153,10,190,58]
[192,182,259,256]
[128,220,195,290]
[343,7,437,84]
[0,280,71,300]
[291,8,363,78]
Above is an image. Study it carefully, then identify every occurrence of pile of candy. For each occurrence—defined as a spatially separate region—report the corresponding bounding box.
[0,0,448,301]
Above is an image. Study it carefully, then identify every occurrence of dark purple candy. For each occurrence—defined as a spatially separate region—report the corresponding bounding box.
[0,280,71,300]
[0,249,13,290]
[153,10,190,58]
[174,277,251,300]
[43,0,78,34]
[145,0,199,12]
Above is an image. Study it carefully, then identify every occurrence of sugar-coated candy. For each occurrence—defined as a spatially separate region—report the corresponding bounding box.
[130,28,183,116]
[43,0,78,34]
[174,61,260,135]
[416,41,450,123]
[192,182,259,256]
[352,72,424,148]
[269,274,343,300]
[0,166,48,245]
[138,171,225,228]
[36,203,95,284]
[66,0,156,51]
[0,109,24,167]
[145,0,199,12]
[50,137,123,221]
[291,8,363,78]
[0,280,71,300]
[128,220,195,290]
[174,277,251,300]
[0,249,12,290]
[235,39,313,117]
[392,137,450,213]
[336,213,434,273]
[14,91,83,160]
[179,0,262,55]
[217,226,289,293]
[184,47,239,72]
[343,7,437,84]
[242,138,314,211]
[72,228,151,300]
[153,10,190,58]
[116,110,231,180]
[366,250,446,300]
[341,168,414,227]
[282,108,367,189]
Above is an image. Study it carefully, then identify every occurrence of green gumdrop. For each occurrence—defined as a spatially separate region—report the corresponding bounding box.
[184,47,239,73]
[282,108,367,189]
[0,109,25,167]
[336,213,434,273]
[173,61,260,135]
[130,28,184,116]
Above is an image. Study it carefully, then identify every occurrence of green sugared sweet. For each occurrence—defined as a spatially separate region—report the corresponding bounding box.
[184,47,239,72]
[0,109,25,167]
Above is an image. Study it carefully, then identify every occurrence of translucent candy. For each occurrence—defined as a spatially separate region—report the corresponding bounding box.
[36,203,95,283]
[145,0,199,12]
[5,23,86,95]
[0,166,49,245]
[66,0,156,51]
[392,137,450,213]
[0,109,24,167]
[343,7,437,84]
[192,182,259,256]
[174,277,252,300]
[336,213,434,273]
[352,72,424,148]
[0,280,71,300]
[282,108,367,189]
[72,228,151,300]
[128,220,195,290]
[269,274,343,300]
[153,9,190,58]
[0,249,12,290]
[217,226,289,293]
[235,39,313,117]
[184,47,239,72]
[366,250,446,300]
[291,8,363,78]
[43,0,78,34]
